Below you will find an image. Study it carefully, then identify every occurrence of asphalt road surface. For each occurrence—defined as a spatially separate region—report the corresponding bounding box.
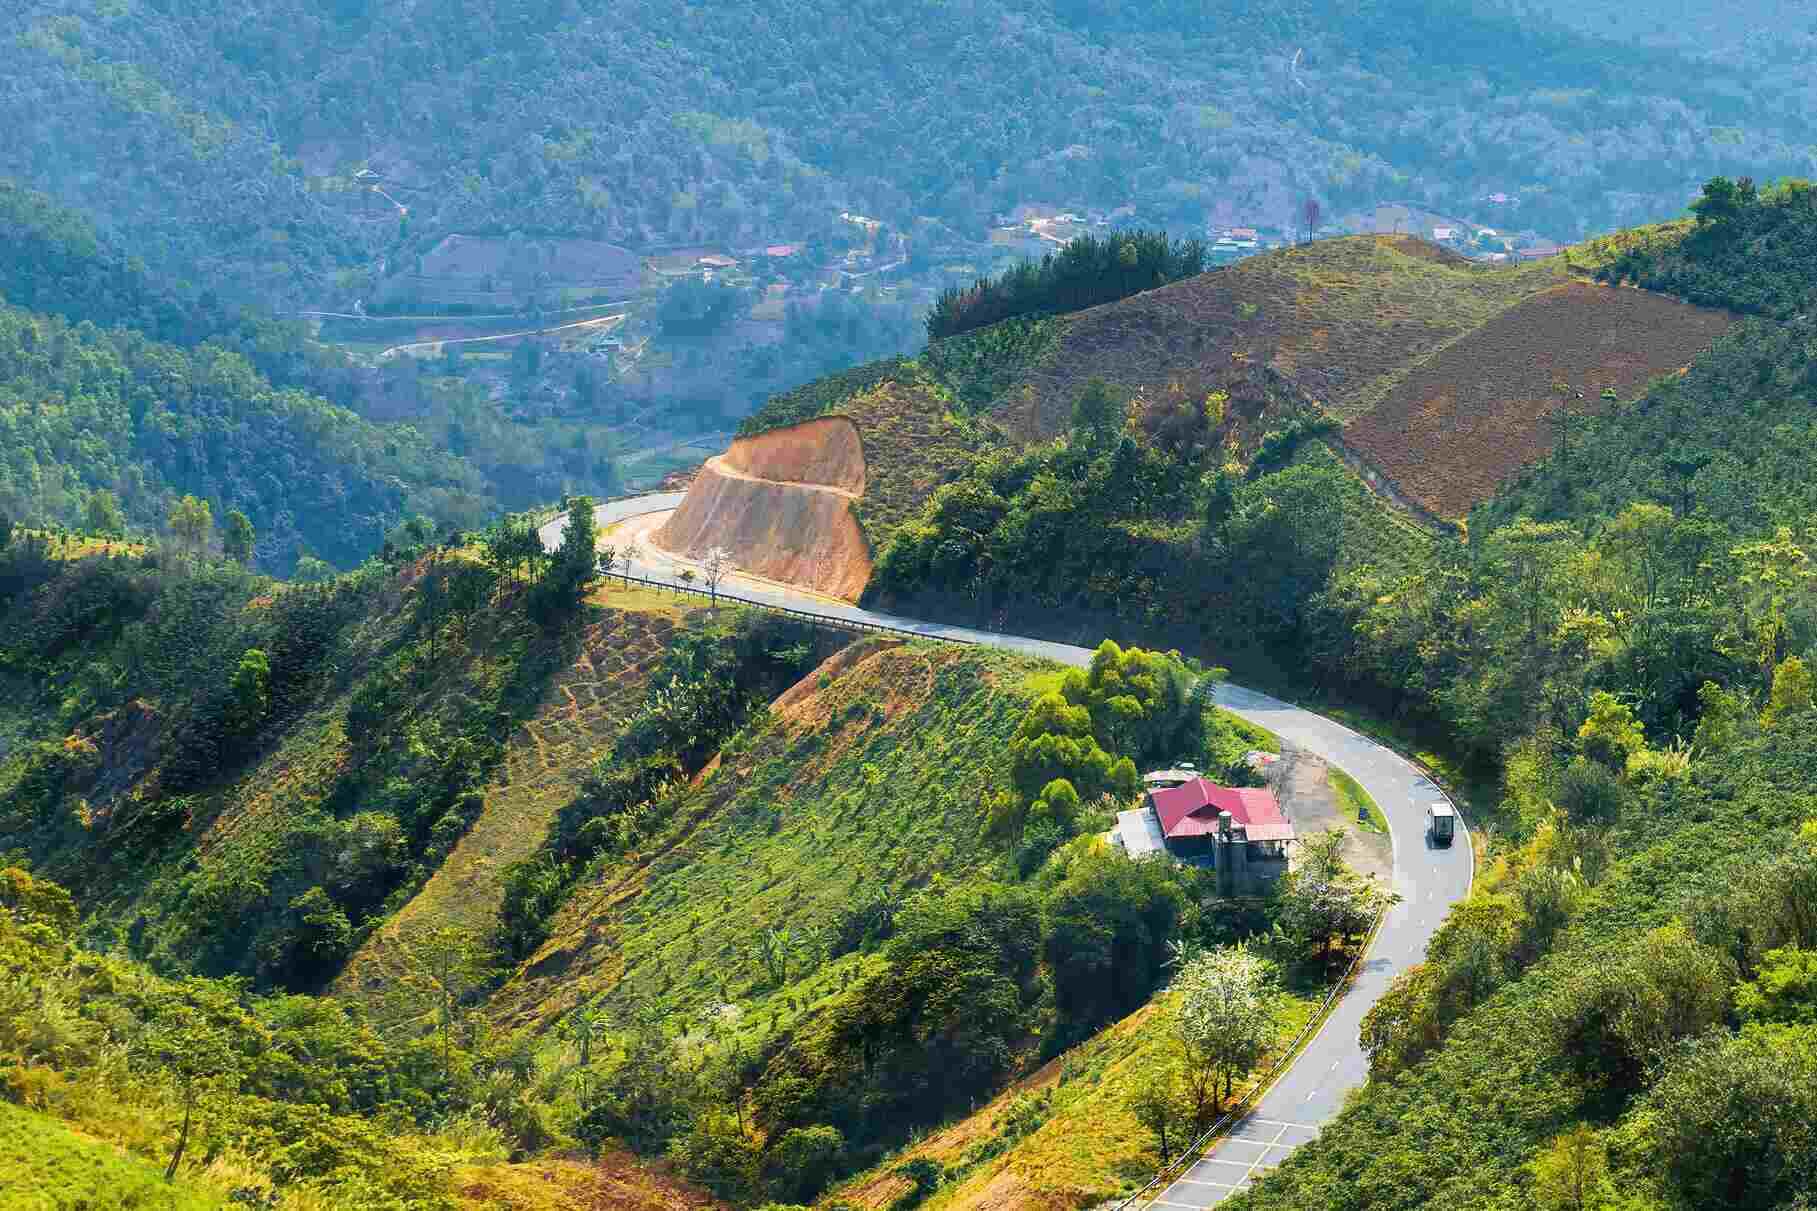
[543,497,1474,1208]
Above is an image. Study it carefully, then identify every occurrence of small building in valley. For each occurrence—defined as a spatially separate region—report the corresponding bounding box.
[1115,775,1294,895]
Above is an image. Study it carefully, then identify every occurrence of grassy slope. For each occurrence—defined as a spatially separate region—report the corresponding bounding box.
[1292,439,1438,576]
[1343,281,1734,519]
[337,597,683,995]
[822,984,1319,1211]
[491,640,1040,1031]
[0,547,691,996]
[840,379,1010,554]
[0,1102,225,1211]
[730,239,1576,592]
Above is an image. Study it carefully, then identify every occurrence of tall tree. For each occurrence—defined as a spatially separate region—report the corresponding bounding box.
[1173,943,1279,1128]
[222,508,256,565]
[167,495,213,558]
[85,489,125,538]
[144,1002,242,1182]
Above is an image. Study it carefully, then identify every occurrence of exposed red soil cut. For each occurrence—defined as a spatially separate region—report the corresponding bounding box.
[1343,282,1735,518]
[719,414,866,494]
[655,416,872,600]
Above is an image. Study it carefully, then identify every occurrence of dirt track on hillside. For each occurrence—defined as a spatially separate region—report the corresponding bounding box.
[653,417,873,600]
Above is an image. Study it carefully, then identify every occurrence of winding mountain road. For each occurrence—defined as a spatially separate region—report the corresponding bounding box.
[541,495,1474,1208]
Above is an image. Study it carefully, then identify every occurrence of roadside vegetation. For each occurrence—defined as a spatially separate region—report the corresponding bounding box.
[1,499,1389,1210]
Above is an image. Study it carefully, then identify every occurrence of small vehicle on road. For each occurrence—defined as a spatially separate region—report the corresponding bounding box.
[1426,802,1457,846]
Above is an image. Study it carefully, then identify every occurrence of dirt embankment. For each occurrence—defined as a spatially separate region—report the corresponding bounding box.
[654,416,873,600]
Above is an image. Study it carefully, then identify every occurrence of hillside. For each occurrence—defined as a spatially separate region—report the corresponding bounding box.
[1344,281,1735,518]
[489,639,1038,1027]
[819,982,1318,1211]
[683,235,1725,622]
[8,0,1817,316]
[336,600,684,996]
[654,418,874,600]
[6,518,1332,1209]
[0,522,731,994]
[998,236,1566,437]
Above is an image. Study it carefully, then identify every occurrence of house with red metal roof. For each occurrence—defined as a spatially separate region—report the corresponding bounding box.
[1114,775,1294,894]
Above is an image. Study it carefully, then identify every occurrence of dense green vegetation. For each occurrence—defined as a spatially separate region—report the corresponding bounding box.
[496,609,822,960]
[7,0,1815,318]
[0,300,495,569]
[0,508,628,992]
[867,376,1388,638]
[1598,178,1817,316]
[926,232,1206,340]
[0,863,578,1210]
[0,181,626,572]
[2,519,1352,1209]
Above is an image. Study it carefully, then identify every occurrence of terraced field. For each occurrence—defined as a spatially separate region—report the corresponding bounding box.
[1343,282,1735,518]
[338,604,681,994]
[490,641,1038,1031]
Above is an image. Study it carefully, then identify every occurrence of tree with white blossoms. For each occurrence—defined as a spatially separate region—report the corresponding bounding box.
[1172,940,1281,1130]
[1274,828,1398,965]
[702,545,732,606]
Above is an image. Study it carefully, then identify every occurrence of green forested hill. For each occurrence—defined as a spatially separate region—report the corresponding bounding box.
[0,508,1296,1210]
[5,0,1817,310]
[755,182,1817,1209]
[0,301,491,568]
[0,181,627,570]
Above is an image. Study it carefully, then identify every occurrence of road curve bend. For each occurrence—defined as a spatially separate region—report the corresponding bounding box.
[542,497,1474,1207]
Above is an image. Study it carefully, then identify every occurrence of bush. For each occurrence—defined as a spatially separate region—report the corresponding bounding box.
[1556,757,1625,826]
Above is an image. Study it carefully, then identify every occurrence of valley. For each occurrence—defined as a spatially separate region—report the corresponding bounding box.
[6,14,1817,1195]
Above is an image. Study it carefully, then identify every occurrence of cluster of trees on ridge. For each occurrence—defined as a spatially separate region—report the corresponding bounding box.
[926,232,1208,340]
[1598,176,1817,317]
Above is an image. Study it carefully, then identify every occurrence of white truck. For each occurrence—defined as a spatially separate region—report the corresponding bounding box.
[1426,802,1457,847]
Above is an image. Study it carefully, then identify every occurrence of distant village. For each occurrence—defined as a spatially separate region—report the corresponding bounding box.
[344,188,1567,381]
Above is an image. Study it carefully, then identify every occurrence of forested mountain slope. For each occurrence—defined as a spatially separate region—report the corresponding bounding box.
[0,299,494,569]
[991,181,1817,1211]
[629,183,1817,1208]
[5,1,1816,309]
[0,181,629,572]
